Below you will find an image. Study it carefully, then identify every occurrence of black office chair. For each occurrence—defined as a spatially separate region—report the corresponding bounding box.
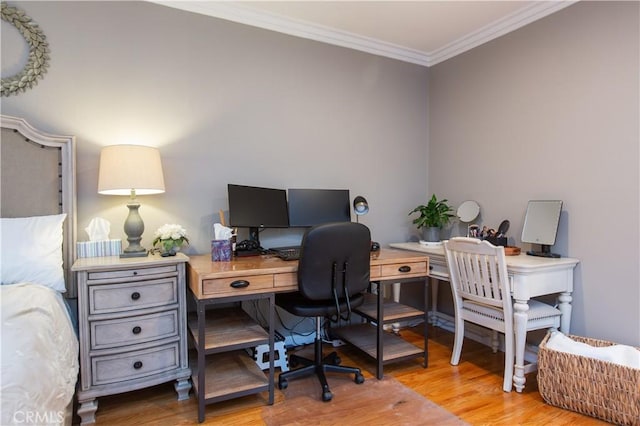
[275,221,371,402]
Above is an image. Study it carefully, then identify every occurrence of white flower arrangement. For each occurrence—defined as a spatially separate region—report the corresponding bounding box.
[153,224,189,255]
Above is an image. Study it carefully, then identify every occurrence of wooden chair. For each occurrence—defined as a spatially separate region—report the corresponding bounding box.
[443,237,561,392]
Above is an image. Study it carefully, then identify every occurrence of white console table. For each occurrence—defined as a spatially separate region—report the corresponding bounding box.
[390,242,579,392]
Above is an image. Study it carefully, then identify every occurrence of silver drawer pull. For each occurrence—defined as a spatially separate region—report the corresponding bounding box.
[398,265,411,273]
[133,361,143,370]
[132,326,142,334]
[230,280,250,289]
[131,292,141,300]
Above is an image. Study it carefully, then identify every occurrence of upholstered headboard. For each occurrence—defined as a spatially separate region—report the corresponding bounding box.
[1,115,77,297]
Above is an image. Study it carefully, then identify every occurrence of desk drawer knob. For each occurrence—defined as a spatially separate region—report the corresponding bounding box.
[131,291,141,300]
[133,361,143,370]
[132,326,142,334]
[230,280,250,289]
[398,265,411,273]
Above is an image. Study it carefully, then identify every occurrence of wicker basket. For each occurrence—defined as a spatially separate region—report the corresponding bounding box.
[538,332,640,426]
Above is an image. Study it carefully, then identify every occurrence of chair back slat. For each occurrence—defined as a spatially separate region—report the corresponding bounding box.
[445,238,511,314]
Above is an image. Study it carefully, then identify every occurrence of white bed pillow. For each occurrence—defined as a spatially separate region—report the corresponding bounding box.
[1,214,67,292]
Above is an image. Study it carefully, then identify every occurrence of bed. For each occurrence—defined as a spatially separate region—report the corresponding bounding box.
[1,115,79,426]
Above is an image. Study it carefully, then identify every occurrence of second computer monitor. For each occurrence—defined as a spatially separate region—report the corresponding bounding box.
[288,188,351,227]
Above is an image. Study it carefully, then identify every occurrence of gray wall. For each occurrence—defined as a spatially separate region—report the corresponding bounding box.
[1,1,428,252]
[2,1,638,346]
[429,1,639,345]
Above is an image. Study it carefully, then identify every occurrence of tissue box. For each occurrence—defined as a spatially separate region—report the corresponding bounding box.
[76,239,122,258]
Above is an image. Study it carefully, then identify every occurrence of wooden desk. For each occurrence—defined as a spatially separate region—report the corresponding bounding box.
[390,242,579,392]
[187,248,429,422]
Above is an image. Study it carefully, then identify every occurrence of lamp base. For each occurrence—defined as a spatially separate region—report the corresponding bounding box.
[121,199,148,258]
[120,250,148,258]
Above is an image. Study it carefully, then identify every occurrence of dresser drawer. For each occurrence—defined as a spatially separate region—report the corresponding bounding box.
[91,342,180,386]
[90,310,179,350]
[88,264,177,281]
[202,274,274,296]
[89,278,178,315]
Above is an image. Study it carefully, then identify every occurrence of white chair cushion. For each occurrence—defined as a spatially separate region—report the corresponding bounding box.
[463,299,560,322]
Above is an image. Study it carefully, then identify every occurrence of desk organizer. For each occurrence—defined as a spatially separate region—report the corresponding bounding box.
[538,332,639,426]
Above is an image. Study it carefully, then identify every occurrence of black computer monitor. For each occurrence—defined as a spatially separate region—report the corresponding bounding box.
[227,184,289,248]
[287,188,351,227]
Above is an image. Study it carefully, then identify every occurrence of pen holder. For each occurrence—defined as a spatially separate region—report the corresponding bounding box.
[211,239,232,261]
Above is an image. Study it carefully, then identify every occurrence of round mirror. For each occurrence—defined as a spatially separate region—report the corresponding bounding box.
[457,200,480,223]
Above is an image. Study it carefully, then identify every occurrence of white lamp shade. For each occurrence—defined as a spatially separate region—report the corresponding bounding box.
[98,145,165,196]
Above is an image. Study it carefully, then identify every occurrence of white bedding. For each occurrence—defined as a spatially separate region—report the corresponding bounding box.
[1,283,79,425]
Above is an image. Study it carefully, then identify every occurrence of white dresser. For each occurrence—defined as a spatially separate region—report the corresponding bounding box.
[73,253,191,425]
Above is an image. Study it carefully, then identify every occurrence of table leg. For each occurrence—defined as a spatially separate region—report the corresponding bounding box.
[557,292,572,333]
[513,299,529,393]
[430,277,439,327]
[391,282,400,333]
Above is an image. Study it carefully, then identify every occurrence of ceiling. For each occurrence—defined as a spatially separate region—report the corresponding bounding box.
[150,1,577,67]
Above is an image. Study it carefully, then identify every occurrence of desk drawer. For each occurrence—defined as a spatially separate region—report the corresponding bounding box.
[91,310,179,350]
[91,342,180,386]
[428,260,449,280]
[380,261,428,280]
[274,272,296,288]
[89,278,178,315]
[202,274,274,295]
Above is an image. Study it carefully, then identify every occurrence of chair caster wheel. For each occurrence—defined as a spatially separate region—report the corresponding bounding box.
[322,391,333,402]
[355,373,364,384]
[278,379,288,390]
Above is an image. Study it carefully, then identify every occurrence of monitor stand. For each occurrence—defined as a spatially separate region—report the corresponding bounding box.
[526,244,560,258]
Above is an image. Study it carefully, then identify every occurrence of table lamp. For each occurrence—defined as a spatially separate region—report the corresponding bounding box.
[353,195,369,223]
[98,144,165,257]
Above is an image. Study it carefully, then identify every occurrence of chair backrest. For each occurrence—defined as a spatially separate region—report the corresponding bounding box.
[297,222,371,301]
[444,237,512,316]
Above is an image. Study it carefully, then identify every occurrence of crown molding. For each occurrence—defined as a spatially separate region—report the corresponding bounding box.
[428,1,578,65]
[149,1,578,67]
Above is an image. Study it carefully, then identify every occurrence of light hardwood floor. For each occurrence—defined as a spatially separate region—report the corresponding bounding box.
[83,325,607,425]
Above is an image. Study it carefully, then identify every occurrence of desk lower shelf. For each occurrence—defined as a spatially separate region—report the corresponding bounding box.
[334,323,424,363]
[334,292,428,378]
[356,293,425,322]
[190,351,269,402]
[188,308,269,353]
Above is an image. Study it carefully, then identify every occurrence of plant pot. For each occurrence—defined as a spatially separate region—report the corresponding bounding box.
[423,227,440,242]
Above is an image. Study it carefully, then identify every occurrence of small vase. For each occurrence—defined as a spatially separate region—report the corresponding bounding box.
[159,242,180,257]
[161,248,177,257]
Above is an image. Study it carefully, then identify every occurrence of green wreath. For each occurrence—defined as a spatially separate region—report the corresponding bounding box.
[1,2,49,97]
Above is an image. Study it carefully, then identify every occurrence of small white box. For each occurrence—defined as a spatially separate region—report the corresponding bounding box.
[76,239,122,258]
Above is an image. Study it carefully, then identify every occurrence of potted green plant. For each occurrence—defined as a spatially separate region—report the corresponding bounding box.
[409,194,454,242]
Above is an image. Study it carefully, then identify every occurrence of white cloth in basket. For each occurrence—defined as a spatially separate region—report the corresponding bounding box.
[546,331,640,369]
